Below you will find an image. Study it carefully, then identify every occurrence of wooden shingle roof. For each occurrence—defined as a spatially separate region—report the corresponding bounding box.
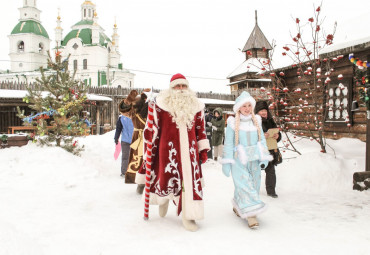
[242,11,272,52]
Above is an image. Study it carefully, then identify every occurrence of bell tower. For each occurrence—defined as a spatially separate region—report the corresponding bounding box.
[9,0,50,72]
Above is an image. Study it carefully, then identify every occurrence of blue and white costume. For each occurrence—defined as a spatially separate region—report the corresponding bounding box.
[221,91,273,219]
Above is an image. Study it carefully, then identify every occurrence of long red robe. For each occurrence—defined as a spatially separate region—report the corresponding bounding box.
[136,94,210,220]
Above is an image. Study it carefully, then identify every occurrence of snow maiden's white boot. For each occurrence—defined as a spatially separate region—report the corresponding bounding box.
[159,199,169,217]
[181,194,198,232]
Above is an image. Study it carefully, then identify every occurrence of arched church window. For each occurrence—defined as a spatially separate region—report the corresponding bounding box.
[73,60,78,71]
[88,9,91,17]
[38,43,44,53]
[84,9,86,18]
[18,41,25,52]
[83,59,87,70]
[73,43,79,50]
[108,47,111,53]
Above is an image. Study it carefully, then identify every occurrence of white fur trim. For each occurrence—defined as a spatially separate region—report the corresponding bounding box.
[198,139,210,152]
[232,200,267,218]
[255,114,262,125]
[220,158,235,164]
[170,78,189,88]
[227,116,258,131]
[236,144,247,165]
[233,97,256,113]
[135,172,146,184]
[257,141,273,161]
[146,192,180,206]
[201,177,205,189]
[179,123,204,220]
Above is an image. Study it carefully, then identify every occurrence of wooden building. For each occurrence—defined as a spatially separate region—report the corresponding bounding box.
[274,38,370,141]
[227,11,272,97]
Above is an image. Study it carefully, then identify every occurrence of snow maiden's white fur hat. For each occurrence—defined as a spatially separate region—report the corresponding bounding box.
[233,91,256,113]
[169,73,189,88]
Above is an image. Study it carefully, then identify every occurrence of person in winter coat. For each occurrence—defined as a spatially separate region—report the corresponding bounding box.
[221,91,272,229]
[204,109,213,160]
[211,108,225,161]
[126,89,150,194]
[114,90,136,178]
[255,100,281,198]
[135,73,210,232]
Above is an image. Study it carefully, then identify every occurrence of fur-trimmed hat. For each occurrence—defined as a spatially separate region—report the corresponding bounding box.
[119,90,138,114]
[233,91,256,113]
[170,73,189,88]
[254,100,269,114]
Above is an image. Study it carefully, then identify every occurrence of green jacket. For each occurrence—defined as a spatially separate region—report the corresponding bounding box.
[211,108,225,146]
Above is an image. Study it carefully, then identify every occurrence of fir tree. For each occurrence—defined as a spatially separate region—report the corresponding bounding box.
[17,50,89,155]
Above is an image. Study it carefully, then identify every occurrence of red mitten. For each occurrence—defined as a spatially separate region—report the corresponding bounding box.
[200,150,208,164]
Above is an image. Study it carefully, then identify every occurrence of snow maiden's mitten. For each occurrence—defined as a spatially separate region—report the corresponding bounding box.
[222,164,231,177]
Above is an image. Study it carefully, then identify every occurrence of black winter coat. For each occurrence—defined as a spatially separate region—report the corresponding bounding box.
[261,117,281,146]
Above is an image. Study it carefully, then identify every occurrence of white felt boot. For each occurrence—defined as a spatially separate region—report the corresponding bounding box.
[181,196,198,232]
[159,199,169,217]
[247,216,259,229]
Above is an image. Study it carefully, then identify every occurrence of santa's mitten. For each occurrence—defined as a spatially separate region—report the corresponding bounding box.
[212,126,217,131]
[222,164,231,177]
[199,150,208,164]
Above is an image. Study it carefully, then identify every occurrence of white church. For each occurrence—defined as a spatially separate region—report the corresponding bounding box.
[0,0,135,88]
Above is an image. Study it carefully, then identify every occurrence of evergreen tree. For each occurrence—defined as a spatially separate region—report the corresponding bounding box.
[17,50,89,155]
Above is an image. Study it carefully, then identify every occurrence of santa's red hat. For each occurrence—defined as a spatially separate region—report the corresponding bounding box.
[170,73,189,88]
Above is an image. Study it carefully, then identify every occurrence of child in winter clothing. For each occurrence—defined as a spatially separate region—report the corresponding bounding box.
[114,91,137,177]
[221,91,272,229]
[210,108,225,161]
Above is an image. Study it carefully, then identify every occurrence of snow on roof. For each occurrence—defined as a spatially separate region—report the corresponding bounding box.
[0,89,112,101]
[198,98,234,105]
[227,57,277,79]
[227,78,271,86]
[320,35,370,55]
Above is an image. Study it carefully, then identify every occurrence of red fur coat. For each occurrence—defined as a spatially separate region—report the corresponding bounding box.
[136,94,210,220]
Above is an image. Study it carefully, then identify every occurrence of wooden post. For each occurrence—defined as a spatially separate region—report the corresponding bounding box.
[353,55,370,190]
[365,54,370,172]
[367,111,370,172]
[96,104,101,135]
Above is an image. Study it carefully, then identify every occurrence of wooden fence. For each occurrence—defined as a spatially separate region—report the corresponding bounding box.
[0,82,235,134]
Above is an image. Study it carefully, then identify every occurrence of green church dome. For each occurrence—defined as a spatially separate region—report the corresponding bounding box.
[62,28,111,47]
[11,20,49,39]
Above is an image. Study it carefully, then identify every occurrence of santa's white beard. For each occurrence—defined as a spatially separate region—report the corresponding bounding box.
[161,88,199,128]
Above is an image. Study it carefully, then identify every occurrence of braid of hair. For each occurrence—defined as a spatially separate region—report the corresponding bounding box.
[251,112,261,141]
[234,111,240,158]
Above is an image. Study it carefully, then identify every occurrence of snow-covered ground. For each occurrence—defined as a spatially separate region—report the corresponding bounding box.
[0,131,369,255]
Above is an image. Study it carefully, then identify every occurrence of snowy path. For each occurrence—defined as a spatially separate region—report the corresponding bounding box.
[0,133,369,255]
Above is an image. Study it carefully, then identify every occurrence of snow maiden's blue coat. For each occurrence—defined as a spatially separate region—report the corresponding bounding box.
[222,114,272,218]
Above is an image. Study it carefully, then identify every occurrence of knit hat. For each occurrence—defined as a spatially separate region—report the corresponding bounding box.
[233,91,256,113]
[170,73,189,88]
[254,100,269,114]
